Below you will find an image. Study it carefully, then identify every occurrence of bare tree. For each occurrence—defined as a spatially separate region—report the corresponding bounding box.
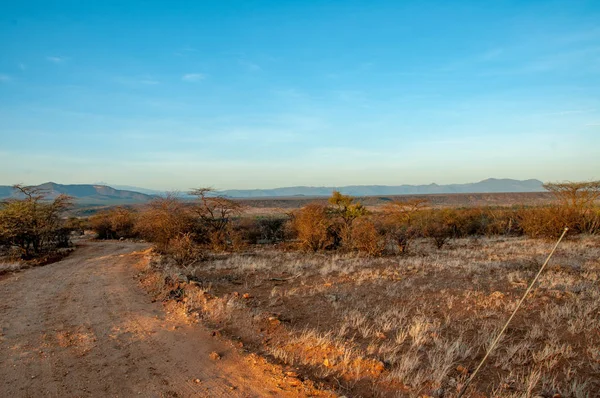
[189,188,244,250]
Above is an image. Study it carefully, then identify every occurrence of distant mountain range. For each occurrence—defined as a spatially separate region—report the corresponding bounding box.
[215,178,545,198]
[0,182,155,204]
[0,178,546,204]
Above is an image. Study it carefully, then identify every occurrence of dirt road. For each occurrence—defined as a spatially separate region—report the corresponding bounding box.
[0,241,306,397]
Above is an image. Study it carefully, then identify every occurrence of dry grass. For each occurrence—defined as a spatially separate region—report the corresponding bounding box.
[148,235,600,397]
[0,261,24,275]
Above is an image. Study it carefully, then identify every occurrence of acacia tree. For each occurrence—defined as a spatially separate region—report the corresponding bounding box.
[189,188,244,250]
[543,181,600,234]
[543,181,600,209]
[0,185,72,258]
[328,191,367,248]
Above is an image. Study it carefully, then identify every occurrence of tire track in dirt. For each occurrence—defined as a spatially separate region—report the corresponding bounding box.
[0,240,311,397]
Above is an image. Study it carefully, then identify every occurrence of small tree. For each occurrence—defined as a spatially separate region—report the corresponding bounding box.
[543,181,600,209]
[542,181,600,234]
[328,191,367,248]
[189,188,244,250]
[0,185,72,259]
[135,194,194,252]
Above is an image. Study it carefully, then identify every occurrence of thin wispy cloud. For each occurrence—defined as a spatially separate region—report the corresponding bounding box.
[47,56,67,63]
[18,63,26,70]
[0,74,11,82]
[182,73,205,82]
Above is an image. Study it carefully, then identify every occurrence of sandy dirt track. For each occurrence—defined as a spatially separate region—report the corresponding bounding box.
[0,241,306,397]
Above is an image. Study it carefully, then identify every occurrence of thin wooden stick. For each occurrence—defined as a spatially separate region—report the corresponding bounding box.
[456,227,569,398]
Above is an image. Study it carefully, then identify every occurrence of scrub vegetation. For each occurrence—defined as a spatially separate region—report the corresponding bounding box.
[87,181,599,397]
[2,181,599,396]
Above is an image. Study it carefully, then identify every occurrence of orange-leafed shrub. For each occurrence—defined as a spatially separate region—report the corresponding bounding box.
[135,195,195,252]
[350,218,384,256]
[291,203,333,252]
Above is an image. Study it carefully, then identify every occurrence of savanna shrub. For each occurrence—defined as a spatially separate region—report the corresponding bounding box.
[168,233,204,268]
[257,217,287,243]
[65,216,87,236]
[135,195,195,252]
[380,199,427,253]
[350,218,384,256]
[517,205,597,238]
[232,218,262,244]
[379,219,419,254]
[520,181,600,237]
[291,203,333,251]
[484,207,520,236]
[417,210,455,249]
[89,207,137,240]
[232,216,288,244]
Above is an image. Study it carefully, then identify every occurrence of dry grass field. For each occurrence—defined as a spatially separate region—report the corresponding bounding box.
[144,235,600,397]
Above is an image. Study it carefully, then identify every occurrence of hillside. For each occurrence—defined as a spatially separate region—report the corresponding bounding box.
[0,182,155,204]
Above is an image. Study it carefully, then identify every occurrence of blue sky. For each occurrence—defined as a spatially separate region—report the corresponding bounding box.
[0,0,599,190]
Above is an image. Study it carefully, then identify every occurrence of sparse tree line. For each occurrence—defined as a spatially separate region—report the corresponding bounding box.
[1,182,599,261]
[86,182,600,260]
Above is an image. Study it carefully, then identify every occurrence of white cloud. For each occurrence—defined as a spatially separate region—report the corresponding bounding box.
[182,73,206,82]
[0,74,11,82]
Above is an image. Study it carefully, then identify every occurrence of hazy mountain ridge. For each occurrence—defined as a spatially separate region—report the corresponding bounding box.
[0,182,155,204]
[0,179,545,203]
[217,178,545,198]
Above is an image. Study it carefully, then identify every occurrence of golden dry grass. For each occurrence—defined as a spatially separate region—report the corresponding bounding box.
[146,235,600,397]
